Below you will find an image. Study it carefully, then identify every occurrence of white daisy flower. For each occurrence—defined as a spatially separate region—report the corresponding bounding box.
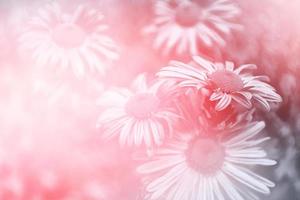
[145,0,241,55]
[158,56,282,111]
[19,2,119,78]
[138,121,276,200]
[97,74,178,148]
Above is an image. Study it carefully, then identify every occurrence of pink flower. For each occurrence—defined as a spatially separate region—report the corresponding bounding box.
[145,0,241,55]
[19,2,119,78]
[138,121,276,200]
[97,74,178,148]
[158,56,282,111]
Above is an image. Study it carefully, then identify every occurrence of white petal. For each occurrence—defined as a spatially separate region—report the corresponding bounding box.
[210,91,224,101]
[253,94,271,111]
[215,93,232,111]
[137,155,185,174]
[225,121,265,146]
[232,94,252,109]
[226,157,277,166]
[143,122,153,147]
[119,119,133,146]
[150,120,163,146]
[223,163,272,194]
[148,163,186,196]
[212,177,225,200]
[234,64,257,74]
[165,26,182,51]
[193,56,215,72]
[134,122,143,146]
[217,172,244,200]
[132,74,148,92]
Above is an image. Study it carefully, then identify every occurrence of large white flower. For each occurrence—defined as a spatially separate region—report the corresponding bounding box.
[19,2,119,77]
[145,0,241,55]
[137,121,276,200]
[158,56,282,111]
[97,75,178,148]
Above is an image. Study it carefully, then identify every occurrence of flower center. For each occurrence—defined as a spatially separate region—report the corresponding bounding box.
[125,93,160,119]
[209,70,244,93]
[186,138,225,175]
[175,2,200,27]
[168,0,179,8]
[52,24,86,49]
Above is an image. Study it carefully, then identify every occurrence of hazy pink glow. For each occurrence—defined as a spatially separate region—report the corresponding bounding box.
[0,2,135,198]
[0,0,299,199]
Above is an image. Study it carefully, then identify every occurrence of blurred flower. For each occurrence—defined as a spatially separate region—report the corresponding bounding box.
[279,73,297,100]
[97,74,178,148]
[145,0,240,55]
[274,142,300,197]
[275,142,300,190]
[19,2,119,78]
[158,56,282,111]
[138,121,276,200]
[275,145,299,181]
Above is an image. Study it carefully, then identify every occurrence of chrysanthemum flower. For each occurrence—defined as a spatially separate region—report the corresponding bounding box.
[138,121,276,200]
[19,2,119,78]
[158,56,282,111]
[97,74,178,148]
[145,0,241,55]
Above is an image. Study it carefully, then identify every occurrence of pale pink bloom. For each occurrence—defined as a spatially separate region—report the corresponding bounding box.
[138,121,276,200]
[158,56,282,111]
[19,2,119,78]
[145,0,241,55]
[97,74,178,148]
[279,73,297,99]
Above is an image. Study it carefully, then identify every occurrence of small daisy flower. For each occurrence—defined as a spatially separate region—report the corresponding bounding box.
[97,74,178,148]
[19,2,119,78]
[158,56,282,111]
[145,0,241,55]
[138,121,276,200]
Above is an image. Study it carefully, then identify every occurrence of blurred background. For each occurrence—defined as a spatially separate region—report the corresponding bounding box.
[0,0,300,199]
